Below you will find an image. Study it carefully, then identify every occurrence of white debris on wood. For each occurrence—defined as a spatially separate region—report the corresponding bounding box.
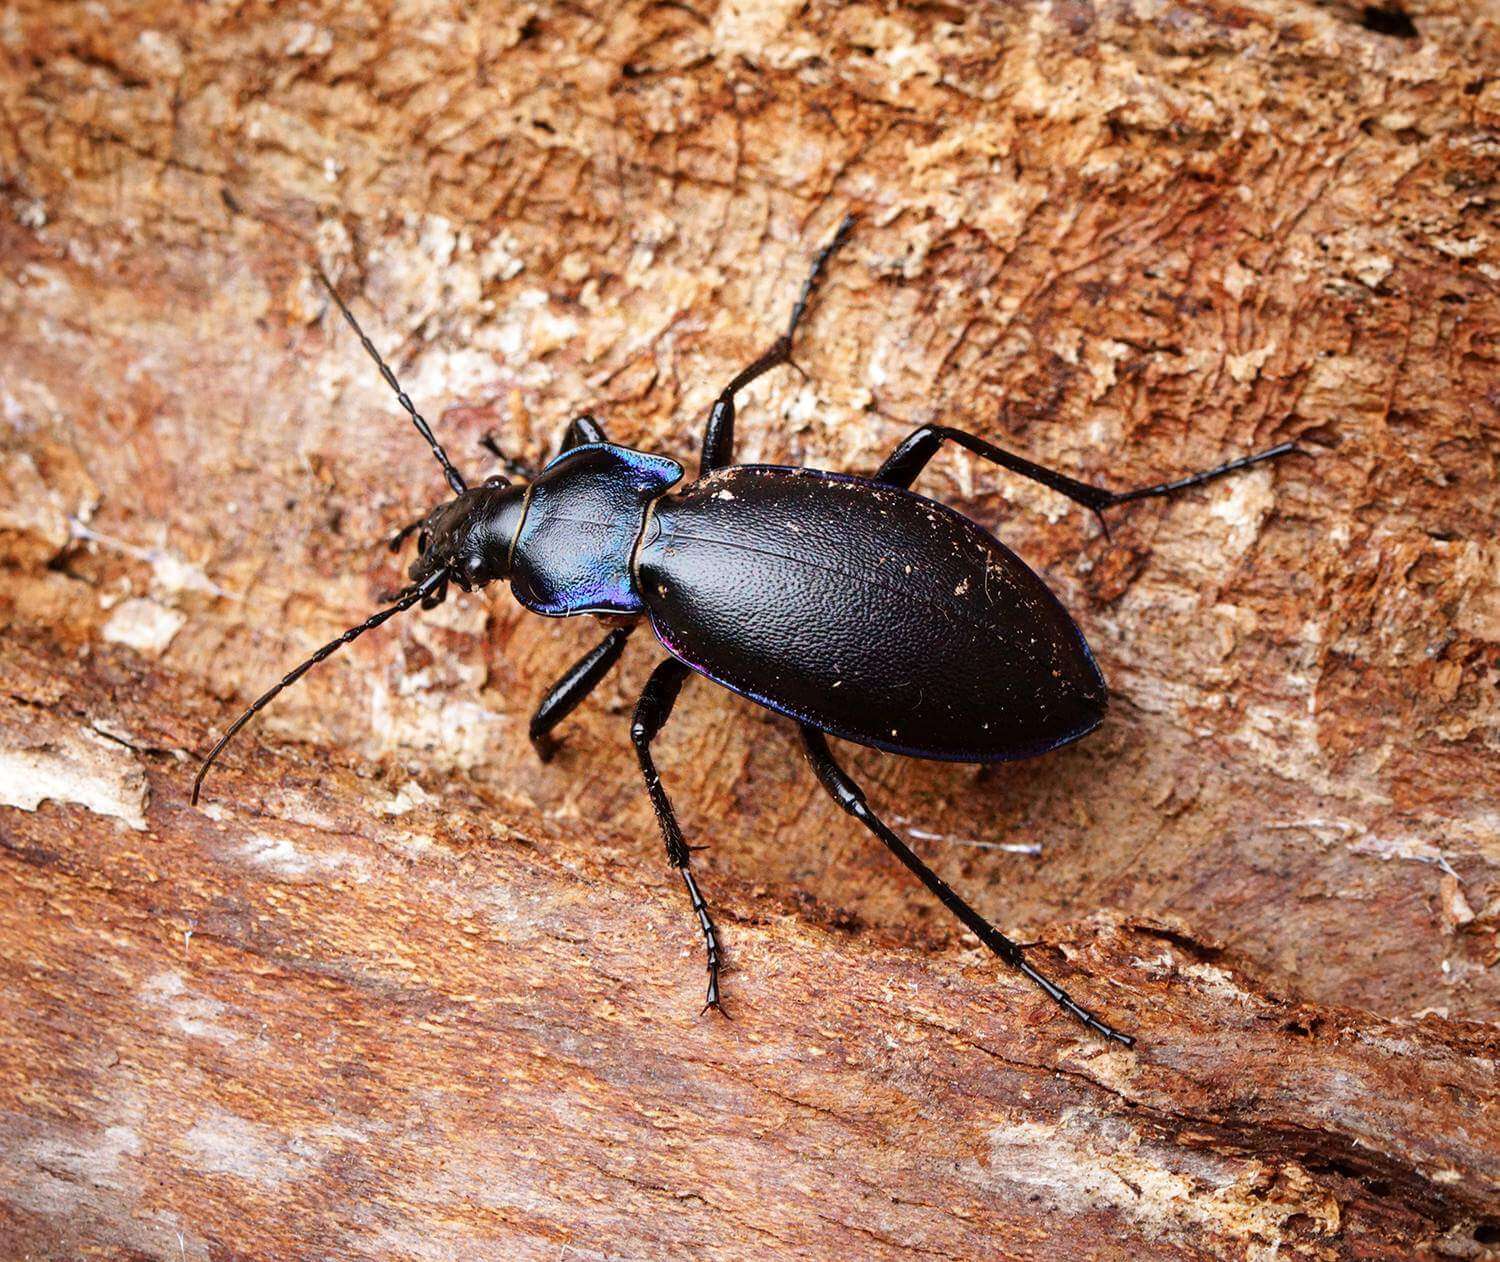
[103,597,186,656]
[0,724,148,830]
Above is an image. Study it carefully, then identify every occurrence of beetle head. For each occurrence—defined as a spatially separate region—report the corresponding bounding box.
[405,479,528,595]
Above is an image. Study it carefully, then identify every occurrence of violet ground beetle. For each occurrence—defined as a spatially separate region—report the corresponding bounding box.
[194,217,1300,1045]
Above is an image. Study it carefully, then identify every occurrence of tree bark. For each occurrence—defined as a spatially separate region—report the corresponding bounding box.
[2,1,1498,1258]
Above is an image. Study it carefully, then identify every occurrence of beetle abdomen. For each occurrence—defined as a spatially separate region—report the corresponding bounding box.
[635,465,1106,762]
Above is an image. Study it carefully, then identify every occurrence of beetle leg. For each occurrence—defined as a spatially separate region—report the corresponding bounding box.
[630,658,728,1016]
[875,424,1299,533]
[527,625,634,762]
[481,416,606,483]
[387,515,426,553]
[699,215,856,474]
[478,430,537,481]
[798,725,1136,1047]
[559,413,607,452]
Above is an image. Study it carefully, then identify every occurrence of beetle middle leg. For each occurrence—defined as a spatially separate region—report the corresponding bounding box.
[630,658,727,1015]
[875,424,1298,532]
[527,624,634,762]
[699,215,856,473]
[798,725,1134,1046]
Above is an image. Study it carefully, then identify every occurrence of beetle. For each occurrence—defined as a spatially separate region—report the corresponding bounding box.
[194,216,1298,1045]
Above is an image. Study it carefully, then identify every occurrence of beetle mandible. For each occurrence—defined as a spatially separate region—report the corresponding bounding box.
[194,217,1299,1045]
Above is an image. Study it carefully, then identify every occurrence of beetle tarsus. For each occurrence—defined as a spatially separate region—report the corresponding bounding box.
[784,212,855,339]
[784,213,855,343]
[1008,949,1135,1047]
[685,868,729,1019]
[1106,440,1301,508]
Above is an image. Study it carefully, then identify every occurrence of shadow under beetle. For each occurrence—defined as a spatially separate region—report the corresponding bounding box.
[194,217,1299,1046]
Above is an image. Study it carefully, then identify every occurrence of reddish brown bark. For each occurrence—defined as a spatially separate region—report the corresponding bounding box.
[2,0,1498,1257]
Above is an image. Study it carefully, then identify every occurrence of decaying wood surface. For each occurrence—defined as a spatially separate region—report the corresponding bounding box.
[3,632,1500,1260]
[2,0,1497,1257]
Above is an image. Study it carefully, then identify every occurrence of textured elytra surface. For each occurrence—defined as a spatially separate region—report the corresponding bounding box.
[638,464,1108,760]
[2,0,1499,1257]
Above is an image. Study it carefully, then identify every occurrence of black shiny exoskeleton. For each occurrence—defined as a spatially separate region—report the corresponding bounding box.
[195,218,1298,1045]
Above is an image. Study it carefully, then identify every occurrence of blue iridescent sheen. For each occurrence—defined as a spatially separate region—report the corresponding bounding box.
[509,443,683,616]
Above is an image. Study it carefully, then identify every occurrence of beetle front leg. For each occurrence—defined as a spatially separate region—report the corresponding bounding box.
[699,215,855,474]
[482,415,607,482]
[630,658,727,1016]
[478,431,538,482]
[875,424,1298,533]
[528,624,634,762]
[798,725,1135,1047]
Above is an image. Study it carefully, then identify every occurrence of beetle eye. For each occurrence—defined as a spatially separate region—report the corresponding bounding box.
[417,530,430,554]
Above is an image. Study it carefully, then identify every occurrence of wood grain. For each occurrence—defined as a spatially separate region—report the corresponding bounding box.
[2,0,1498,1256]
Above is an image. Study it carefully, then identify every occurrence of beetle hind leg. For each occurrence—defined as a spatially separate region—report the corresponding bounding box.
[875,423,1299,535]
[798,725,1135,1047]
[630,658,729,1016]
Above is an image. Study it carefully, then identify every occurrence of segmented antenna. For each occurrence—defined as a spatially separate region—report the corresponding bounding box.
[192,571,444,804]
[315,266,468,496]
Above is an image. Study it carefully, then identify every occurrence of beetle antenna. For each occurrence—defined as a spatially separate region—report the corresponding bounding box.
[192,571,444,805]
[314,266,469,496]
